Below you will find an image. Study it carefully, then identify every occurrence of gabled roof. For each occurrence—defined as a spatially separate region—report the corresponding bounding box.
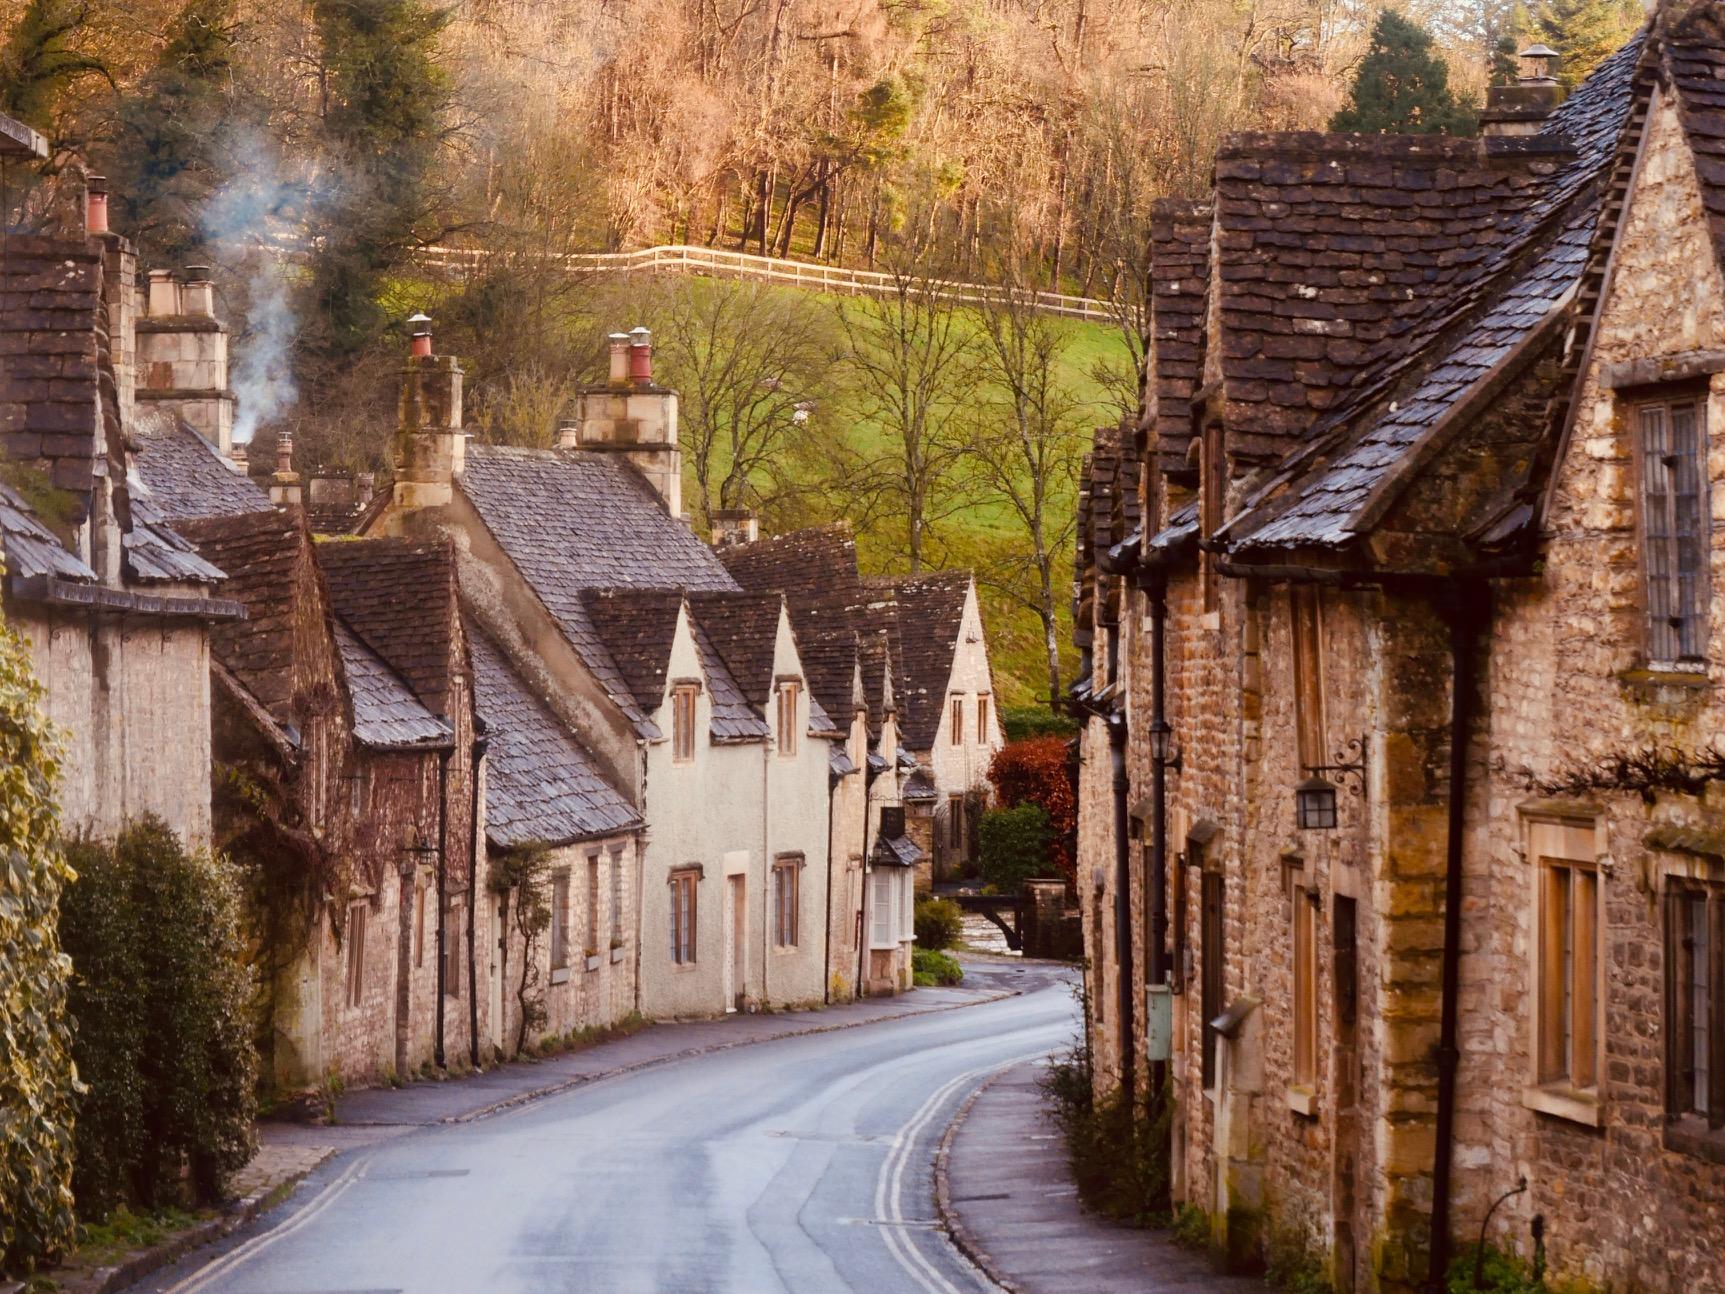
[688,615,772,741]
[865,571,973,751]
[1217,32,1647,559]
[580,588,685,717]
[459,444,737,732]
[124,487,228,584]
[1661,0,1725,278]
[686,592,785,707]
[1146,198,1214,478]
[718,525,868,722]
[333,619,451,750]
[320,538,461,715]
[131,411,270,522]
[468,625,642,848]
[858,628,896,739]
[0,479,96,583]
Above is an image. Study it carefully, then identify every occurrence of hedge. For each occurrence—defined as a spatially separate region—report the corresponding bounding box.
[978,802,1055,894]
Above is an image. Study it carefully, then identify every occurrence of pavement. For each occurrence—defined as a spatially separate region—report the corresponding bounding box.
[117,956,1077,1293]
[938,1059,1263,1294]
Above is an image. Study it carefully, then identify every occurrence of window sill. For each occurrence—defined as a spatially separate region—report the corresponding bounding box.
[1522,1084,1602,1127]
[772,944,800,955]
[610,946,626,964]
[549,966,571,985]
[585,954,602,972]
[1664,1115,1725,1165]
[1287,1086,1319,1119]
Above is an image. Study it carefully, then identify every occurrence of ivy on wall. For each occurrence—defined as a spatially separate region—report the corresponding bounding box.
[0,617,78,1276]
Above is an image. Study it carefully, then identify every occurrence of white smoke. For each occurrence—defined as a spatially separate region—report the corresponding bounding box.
[202,133,304,446]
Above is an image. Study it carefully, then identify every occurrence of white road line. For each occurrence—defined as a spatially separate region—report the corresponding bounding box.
[161,1152,371,1294]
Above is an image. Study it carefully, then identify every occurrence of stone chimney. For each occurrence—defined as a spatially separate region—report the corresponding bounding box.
[570,326,681,515]
[135,264,237,454]
[1480,45,1564,137]
[270,428,301,508]
[711,508,759,548]
[392,314,466,511]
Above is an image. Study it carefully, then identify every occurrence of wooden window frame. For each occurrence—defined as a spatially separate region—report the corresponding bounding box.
[586,853,601,959]
[976,694,990,744]
[345,900,367,1009]
[1290,586,1326,771]
[871,870,896,949]
[1201,869,1226,1090]
[549,868,571,970]
[947,794,965,851]
[1632,388,1711,666]
[777,680,800,757]
[670,869,699,965]
[414,885,425,968]
[950,695,964,746]
[1526,816,1602,1101]
[443,899,463,999]
[773,856,802,948]
[671,682,700,764]
[1201,420,1226,614]
[1292,885,1319,1096]
[610,845,626,946]
[1665,878,1725,1136]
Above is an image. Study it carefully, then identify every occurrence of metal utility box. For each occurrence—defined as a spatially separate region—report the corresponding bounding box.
[1145,983,1173,1061]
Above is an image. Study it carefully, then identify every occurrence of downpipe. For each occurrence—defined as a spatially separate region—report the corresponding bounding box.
[466,726,489,1068]
[1109,710,1136,1100]
[433,745,452,1070]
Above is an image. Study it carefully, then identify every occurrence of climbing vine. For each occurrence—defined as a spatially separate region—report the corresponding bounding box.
[0,616,77,1276]
[490,842,554,1055]
[1531,742,1725,802]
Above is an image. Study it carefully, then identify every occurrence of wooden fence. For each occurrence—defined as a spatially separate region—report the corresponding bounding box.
[418,242,1121,324]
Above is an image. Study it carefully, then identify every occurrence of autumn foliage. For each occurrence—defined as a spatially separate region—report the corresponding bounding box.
[988,735,1077,882]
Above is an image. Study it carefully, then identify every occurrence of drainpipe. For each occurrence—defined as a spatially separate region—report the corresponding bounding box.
[1146,571,1171,1087]
[858,755,881,992]
[433,745,452,1069]
[1425,581,1486,1293]
[466,726,489,1069]
[824,760,839,1005]
[762,736,771,1008]
[1109,709,1136,1100]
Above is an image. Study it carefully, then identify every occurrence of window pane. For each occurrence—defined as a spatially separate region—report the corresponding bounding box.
[1642,405,1678,662]
[1671,404,1709,660]
[1692,894,1711,1115]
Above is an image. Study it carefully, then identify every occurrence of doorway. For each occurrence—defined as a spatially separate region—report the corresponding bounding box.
[724,875,747,1012]
[1331,895,1360,1294]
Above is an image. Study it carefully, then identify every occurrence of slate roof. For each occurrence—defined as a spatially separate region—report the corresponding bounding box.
[467,626,642,847]
[320,538,460,715]
[718,525,868,722]
[334,619,452,750]
[686,592,784,707]
[873,832,925,867]
[124,486,228,584]
[580,589,684,719]
[0,479,96,583]
[1220,32,1647,556]
[178,510,307,724]
[1147,199,1214,477]
[459,444,737,732]
[858,629,896,739]
[902,765,938,802]
[865,572,973,751]
[688,616,772,741]
[1663,0,1725,277]
[131,411,270,522]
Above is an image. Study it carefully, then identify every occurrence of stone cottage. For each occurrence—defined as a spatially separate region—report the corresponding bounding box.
[1074,9,1725,1292]
[719,523,921,996]
[0,127,238,846]
[362,326,841,1018]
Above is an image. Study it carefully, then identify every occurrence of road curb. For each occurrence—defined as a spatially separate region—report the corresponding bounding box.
[445,987,1023,1125]
[55,1148,335,1294]
[933,1062,1030,1294]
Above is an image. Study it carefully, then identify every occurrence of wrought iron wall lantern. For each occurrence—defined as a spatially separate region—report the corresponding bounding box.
[1295,735,1369,831]
[1150,719,1182,773]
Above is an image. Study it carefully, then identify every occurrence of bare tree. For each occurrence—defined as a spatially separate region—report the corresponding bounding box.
[828,264,979,572]
[969,280,1086,708]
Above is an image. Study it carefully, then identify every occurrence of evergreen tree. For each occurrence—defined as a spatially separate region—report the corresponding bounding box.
[105,0,236,264]
[1330,10,1477,136]
[1530,0,1643,90]
[307,0,452,356]
[0,0,103,134]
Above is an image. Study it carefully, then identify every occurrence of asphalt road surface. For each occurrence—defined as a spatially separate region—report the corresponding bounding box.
[134,961,1078,1294]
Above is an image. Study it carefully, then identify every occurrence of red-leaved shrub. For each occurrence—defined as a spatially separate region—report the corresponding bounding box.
[988,735,1077,882]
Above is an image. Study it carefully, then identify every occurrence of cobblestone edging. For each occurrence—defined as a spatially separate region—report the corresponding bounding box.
[444,987,1022,1125]
[933,1066,1024,1294]
[50,1148,335,1294]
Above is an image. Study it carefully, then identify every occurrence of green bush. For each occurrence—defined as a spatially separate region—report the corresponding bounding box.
[978,802,1054,894]
[912,948,964,986]
[914,897,963,950]
[60,817,258,1216]
[0,619,78,1275]
[1447,1242,1548,1294]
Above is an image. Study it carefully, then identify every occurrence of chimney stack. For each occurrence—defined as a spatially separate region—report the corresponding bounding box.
[85,175,108,235]
[136,264,237,453]
[711,508,759,548]
[1480,44,1564,137]
[270,428,302,509]
[556,418,580,449]
[392,314,466,511]
[570,326,681,516]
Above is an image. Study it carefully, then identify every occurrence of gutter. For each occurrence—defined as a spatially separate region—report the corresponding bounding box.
[467,724,490,1068]
[7,573,246,620]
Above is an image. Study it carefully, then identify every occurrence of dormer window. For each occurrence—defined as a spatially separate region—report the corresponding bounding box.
[1636,392,1710,664]
[672,682,699,763]
[776,680,800,757]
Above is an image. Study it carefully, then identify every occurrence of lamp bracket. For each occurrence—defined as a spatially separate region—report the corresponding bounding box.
[1304,734,1369,798]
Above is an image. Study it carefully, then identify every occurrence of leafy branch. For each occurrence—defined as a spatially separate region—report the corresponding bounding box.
[1532,743,1725,802]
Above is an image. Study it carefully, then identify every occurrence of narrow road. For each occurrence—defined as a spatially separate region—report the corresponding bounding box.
[134,963,1078,1294]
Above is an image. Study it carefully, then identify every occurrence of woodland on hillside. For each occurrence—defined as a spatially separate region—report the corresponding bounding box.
[0,0,1644,706]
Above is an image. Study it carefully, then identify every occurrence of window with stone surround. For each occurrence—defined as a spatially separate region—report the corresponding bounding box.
[586,854,601,957]
[1201,420,1225,614]
[1635,392,1710,664]
[1290,587,1326,770]
[1664,878,1724,1136]
[947,795,965,851]
[1529,817,1600,1098]
[777,681,800,757]
[670,869,698,964]
[672,682,699,763]
[549,869,570,970]
[443,899,463,998]
[1292,885,1319,1097]
[610,845,626,946]
[773,857,801,947]
[977,694,990,744]
[1201,869,1225,1090]
[345,901,367,1009]
[950,695,964,745]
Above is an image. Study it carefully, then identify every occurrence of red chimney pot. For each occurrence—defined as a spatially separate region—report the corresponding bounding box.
[408,312,433,358]
[86,175,109,235]
[628,326,653,385]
